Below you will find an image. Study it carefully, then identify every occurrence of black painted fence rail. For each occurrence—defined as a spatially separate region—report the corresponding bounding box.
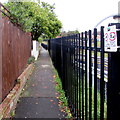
[48,26,120,120]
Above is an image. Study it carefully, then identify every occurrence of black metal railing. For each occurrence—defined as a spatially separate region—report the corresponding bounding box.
[48,26,120,119]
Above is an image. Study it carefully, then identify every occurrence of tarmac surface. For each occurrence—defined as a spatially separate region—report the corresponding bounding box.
[14,47,66,119]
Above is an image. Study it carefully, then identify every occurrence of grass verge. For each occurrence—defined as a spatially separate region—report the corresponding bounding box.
[53,69,72,118]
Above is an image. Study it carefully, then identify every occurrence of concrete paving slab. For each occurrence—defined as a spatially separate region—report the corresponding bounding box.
[14,47,66,119]
[14,97,65,118]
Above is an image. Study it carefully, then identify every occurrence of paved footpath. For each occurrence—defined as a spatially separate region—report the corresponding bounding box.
[14,47,66,119]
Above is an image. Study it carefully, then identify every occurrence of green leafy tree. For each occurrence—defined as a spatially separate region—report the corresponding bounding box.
[5,1,62,41]
[60,30,79,37]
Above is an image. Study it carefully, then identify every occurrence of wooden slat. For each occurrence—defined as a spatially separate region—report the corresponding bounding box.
[1,17,31,101]
[0,10,2,103]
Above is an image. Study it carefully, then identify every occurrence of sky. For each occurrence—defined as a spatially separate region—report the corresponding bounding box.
[40,0,120,32]
[0,0,120,32]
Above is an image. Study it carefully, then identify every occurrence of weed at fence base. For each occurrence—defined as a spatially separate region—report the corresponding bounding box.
[53,69,73,118]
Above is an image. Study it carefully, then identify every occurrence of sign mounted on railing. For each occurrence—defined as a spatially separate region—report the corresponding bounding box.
[104,25,117,52]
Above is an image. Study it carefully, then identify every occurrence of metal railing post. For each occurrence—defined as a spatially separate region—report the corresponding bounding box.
[107,52,120,120]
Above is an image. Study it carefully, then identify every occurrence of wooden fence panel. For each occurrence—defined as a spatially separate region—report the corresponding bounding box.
[0,12,2,102]
[1,17,31,101]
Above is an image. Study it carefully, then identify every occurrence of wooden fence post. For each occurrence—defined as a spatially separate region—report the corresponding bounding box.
[0,7,2,103]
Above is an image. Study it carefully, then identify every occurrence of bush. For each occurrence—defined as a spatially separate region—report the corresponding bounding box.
[27,56,35,64]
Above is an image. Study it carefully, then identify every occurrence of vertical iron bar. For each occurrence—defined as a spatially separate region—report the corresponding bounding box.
[54,39,57,68]
[60,38,62,79]
[66,36,68,97]
[71,35,74,114]
[67,36,70,103]
[78,33,81,119]
[107,50,120,120]
[100,26,105,120]
[107,53,111,120]
[69,36,72,108]
[62,37,65,89]
[73,35,76,117]
[81,32,84,120]
[77,34,79,118]
[76,34,79,118]
[75,34,77,118]
[61,38,64,86]
[70,36,72,110]
[65,37,68,92]
[89,30,92,120]
[94,28,97,120]
[85,31,88,120]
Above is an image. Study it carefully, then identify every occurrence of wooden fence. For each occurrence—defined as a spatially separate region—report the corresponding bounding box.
[0,4,32,102]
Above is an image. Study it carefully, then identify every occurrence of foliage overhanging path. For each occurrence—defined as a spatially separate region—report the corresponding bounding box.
[4,1,62,41]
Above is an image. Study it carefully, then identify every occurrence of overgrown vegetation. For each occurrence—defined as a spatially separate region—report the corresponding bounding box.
[10,110,15,118]
[4,0,62,41]
[53,69,72,118]
[27,56,35,64]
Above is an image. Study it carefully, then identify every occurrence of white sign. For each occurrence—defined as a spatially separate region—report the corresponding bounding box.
[104,25,117,52]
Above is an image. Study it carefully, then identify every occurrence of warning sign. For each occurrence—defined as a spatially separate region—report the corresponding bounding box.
[104,25,117,52]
